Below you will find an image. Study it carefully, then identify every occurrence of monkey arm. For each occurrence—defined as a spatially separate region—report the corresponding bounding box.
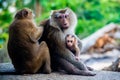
[61,49,88,70]
[74,35,82,50]
[74,46,80,57]
[29,27,43,43]
[35,26,43,40]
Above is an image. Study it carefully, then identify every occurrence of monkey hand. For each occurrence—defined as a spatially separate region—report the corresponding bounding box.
[75,56,80,61]
[74,38,78,45]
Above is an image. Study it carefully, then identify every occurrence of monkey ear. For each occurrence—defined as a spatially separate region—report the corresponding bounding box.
[14,9,29,19]
[50,10,59,16]
[22,9,29,17]
[65,8,71,14]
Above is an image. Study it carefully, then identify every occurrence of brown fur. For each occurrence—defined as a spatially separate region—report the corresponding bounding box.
[7,8,51,74]
[65,34,80,60]
[94,34,115,48]
[39,8,95,76]
[89,34,116,53]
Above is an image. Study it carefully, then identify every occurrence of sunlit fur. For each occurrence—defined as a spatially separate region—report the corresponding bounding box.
[8,8,51,74]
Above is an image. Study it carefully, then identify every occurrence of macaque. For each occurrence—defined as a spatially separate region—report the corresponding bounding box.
[65,34,80,60]
[89,34,117,52]
[7,8,51,74]
[39,8,95,76]
[94,34,116,49]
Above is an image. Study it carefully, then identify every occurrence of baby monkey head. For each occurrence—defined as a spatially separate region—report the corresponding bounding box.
[66,34,75,47]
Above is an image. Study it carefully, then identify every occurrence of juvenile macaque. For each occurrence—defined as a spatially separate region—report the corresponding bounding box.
[89,34,117,52]
[65,34,80,60]
[94,34,116,49]
[7,8,51,74]
[39,8,95,76]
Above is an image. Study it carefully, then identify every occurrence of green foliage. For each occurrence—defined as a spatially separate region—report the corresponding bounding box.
[0,9,12,46]
[1,0,120,44]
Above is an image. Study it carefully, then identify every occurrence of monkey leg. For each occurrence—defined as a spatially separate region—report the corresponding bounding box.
[78,60,93,71]
[77,60,89,71]
[37,41,51,74]
[57,57,96,76]
[87,66,94,71]
[62,52,89,71]
[23,41,51,74]
[75,59,93,71]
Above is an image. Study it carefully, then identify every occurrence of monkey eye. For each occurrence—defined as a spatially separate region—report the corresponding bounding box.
[55,14,68,19]
[67,40,70,42]
[67,40,73,43]
[72,35,74,37]
[58,15,62,19]
[55,15,62,19]
[65,14,69,18]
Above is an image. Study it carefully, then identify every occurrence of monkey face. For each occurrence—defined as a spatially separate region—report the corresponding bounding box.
[67,39,74,47]
[50,8,77,31]
[66,35,75,47]
[15,8,34,19]
[54,13,70,29]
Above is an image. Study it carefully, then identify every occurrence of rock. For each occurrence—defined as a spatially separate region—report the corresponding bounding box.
[0,63,120,80]
[0,63,15,74]
[103,57,120,71]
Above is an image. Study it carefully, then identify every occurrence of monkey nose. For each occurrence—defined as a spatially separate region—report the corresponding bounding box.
[64,23,67,25]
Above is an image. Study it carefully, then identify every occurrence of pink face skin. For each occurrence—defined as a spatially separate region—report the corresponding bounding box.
[66,35,75,48]
[55,13,70,29]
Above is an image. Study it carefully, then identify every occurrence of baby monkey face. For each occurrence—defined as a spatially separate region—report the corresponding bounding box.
[66,35,75,47]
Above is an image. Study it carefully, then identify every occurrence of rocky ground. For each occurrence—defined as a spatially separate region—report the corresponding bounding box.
[0,60,120,80]
[0,70,120,80]
[81,49,120,70]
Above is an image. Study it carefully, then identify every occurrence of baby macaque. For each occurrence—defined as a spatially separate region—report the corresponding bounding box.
[65,34,80,60]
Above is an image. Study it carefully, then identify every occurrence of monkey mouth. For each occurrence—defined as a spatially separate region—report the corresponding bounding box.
[63,26,69,29]
[63,24,69,29]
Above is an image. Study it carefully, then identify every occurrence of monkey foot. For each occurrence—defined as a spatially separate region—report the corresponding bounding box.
[83,71,96,76]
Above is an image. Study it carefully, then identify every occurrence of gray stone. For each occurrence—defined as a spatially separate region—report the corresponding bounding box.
[0,63,15,73]
[0,63,120,80]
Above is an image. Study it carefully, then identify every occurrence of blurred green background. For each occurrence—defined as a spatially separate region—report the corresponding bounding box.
[0,0,120,62]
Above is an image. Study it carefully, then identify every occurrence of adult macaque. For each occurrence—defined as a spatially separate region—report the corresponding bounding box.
[65,34,80,60]
[7,8,51,74]
[39,8,95,76]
